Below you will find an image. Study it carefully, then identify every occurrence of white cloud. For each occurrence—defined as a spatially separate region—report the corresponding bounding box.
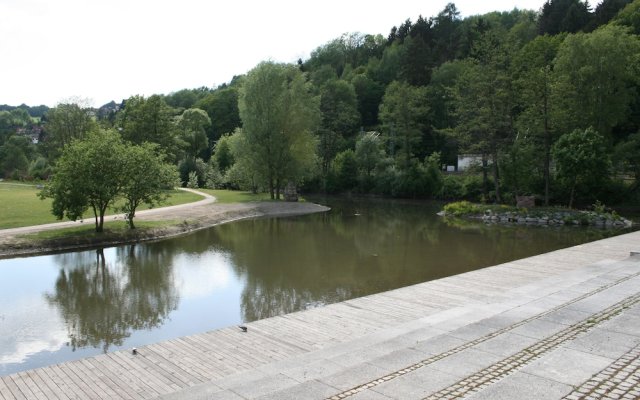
[1,0,545,106]
[0,296,67,365]
[175,252,236,299]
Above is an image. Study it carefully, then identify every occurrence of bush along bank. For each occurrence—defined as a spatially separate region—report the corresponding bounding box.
[439,201,634,228]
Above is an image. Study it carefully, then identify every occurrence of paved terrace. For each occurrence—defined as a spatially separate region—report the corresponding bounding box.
[1,230,639,400]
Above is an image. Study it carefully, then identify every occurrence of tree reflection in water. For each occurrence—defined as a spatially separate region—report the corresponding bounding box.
[205,198,619,323]
[207,200,450,322]
[46,246,179,353]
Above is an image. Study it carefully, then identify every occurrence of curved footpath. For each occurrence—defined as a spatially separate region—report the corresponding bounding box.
[0,188,330,258]
[0,230,639,399]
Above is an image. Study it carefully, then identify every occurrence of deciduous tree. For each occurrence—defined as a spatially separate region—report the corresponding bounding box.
[379,81,428,169]
[120,143,177,229]
[552,127,610,208]
[238,62,320,199]
[44,101,97,160]
[41,129,129,232]
[553,25,640,136]
[177,108,211,161]
[117,95,179,159]
[514,34,564,205]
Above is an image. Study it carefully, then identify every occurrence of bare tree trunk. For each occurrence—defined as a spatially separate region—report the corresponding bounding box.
[269,178,275,200]
[127,211,136,229]
[92,205,99,232]
[482,155,489,202]
[543,89,551,206]
[492,151,501,203]
[569,178,577,209]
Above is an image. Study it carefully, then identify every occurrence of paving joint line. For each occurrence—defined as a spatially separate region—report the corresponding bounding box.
[562,343,640,400]
[325,267,640,400]
[422,292,640,399]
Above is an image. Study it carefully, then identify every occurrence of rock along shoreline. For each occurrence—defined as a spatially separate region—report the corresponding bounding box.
[439,208,634,228]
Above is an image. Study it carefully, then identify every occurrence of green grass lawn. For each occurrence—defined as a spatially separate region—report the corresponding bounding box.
[198,189,274,203]
[0,183,203,229]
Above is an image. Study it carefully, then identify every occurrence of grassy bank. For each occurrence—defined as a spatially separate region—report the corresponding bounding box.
[0,182,203,229]
[199,189,278,203]
[24,220,177,241]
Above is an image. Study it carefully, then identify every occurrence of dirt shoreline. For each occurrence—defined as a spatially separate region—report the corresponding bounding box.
[0,201,330,259]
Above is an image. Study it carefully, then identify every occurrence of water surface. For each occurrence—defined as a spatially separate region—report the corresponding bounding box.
[0,198,629,375]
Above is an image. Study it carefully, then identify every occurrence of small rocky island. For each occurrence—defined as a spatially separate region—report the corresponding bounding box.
[439,201,634,228]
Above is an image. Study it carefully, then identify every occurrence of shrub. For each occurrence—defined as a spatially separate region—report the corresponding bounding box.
[440,175,465,200]
[443,201,481,216]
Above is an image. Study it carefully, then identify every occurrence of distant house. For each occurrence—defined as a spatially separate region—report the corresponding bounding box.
[457,154,484,172]
[15,125,42,144]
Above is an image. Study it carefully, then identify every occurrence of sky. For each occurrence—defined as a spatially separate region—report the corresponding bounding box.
[1,0,547,107]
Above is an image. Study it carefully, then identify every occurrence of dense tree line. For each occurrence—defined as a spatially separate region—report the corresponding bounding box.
[3,0,640,210]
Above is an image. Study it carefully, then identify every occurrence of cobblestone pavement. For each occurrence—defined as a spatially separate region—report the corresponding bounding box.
[422,292,640,399]
[326,271,640,400]
[563,344,640,400]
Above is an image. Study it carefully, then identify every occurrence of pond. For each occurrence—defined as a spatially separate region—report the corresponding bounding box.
[0,198,631,375]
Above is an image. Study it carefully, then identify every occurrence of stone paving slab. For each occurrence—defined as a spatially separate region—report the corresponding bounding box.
[566,327,640,360]
[521,347,614,386]
[464,371,573,400]
[371,366,460,400]
[255,380,337,400]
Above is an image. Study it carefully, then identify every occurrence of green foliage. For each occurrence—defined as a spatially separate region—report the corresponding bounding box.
[119,143,178,229]
[41,129,130,232]
[453,30,514,202]
[316,79,360,184]
[164,87,210,110]
[552,127,611,208]
[591,0,634,29]
[41,130,177,232]
[177,108,211,160]
[319,79,360,137]
[614,131,640,190]
[117,95,179,160]
[538,0,592,35]
[178,157,208,188]
[499,135,541,197]
[553,25,640,136]
[203,162,224,189]
[238,62,320,199]
[187,171,199,188]
[355,132,385,190]
[379,81,429,168]
[194,86,241,147]
[513,34,564,205]
[612,0,640,34]
[0,135,33,178]
[330,149,358,192]
[443,201,481,216]
[351,73,384,127]
[438,174,488,202]
[372,154,443,198]
[211,133,235,173]
[28,157,52,180]
[43,102,97,160]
